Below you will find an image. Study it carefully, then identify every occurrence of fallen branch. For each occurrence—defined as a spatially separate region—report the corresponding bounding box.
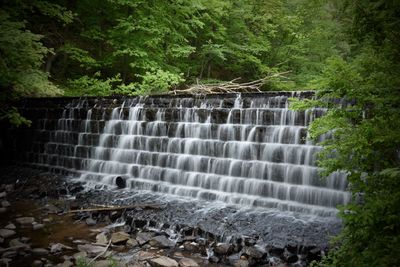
[169,72,291,95]
[68,203,162,213]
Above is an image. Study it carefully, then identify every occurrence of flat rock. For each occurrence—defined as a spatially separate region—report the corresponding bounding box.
[77,244,106,257]
[136,232,155,245]
[9,238,28,248]
[16,217,35,225]
[214,243,233,255]
[234,259,249,267]
[148,256,179,267]
[149,235,175,248]
[95,232,108,246]
[33,223,45,230]
[0,229,16,238]
[138,251,157,261]
[1,200,10,207]
[32,248,49,256]
[111,231,130,244]
[179,258,199,267]
[50,243,73,254]
[2,250,17,258]
[183,242,200,253]
[242,246,265,259]
[127,238,139,247]
[5,223,16,230]
[86,217,97,226]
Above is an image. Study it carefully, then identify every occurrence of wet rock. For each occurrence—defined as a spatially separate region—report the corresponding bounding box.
[9,238,28,248]
[0,229,16,238]
[283,248,298,263]
[16,216,35,225]
[178,258,199,267]
[33,223,45,230]
[86,217,97,226]
[136,232,155,245]
[32,248,49,256]
[33,260,44,267]
[115,176,126,189]
[50,243,73,254]
[0,192,6,198]
[149,235,175,248]
[5,223,16,230]
[58,260,73,267]
[20,237,30,243]
[138,251,157,261]
[2,250,17,258]
[127,238,139,247]
[306,247,321,262]
[208,256,219,263]
[148,256,179,267]
[77,244,106,257]
[95,232,108,246]
[234,259,249,267]
[183,242,199,253]
[214,243,233,255]
[44,204,61,214]
[111,231,130,244]
[267,243,285,257]
[1,200,10,207]
[242,246,265,259]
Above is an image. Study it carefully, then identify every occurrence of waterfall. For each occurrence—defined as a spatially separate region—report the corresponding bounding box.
[28,92,350,217]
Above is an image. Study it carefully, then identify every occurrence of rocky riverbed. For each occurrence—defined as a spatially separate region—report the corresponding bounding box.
[0,165,341,267]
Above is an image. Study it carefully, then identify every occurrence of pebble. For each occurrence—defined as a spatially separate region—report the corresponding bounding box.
[0,228,16,238]
[85,217,97,226]
[5,223,16,230]
[179,258,200,267]
[16,217,35,225]
[33,223,45,230]
[1,200,10,207]
[32,248,49,256]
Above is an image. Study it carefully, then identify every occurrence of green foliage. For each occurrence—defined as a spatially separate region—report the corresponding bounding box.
[135,69,185,95]
[66,72,121,96]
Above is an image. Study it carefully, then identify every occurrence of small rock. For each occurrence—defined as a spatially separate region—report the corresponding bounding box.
[73,251,87,260]
[0,228,16,238]
[20,237,30,243]
[242,246,265,259]
[136,232,155,246]
[0,237,4,244]
[86,217,97,226]
[16,217,35,225]
[50,243,73,254]
[178,258,199,267]
[283,249,298,263]
[43,218,52,223]
[149,235,175,248]
[0,207,6,213]
[214,243,233,255]
[5,223,16,230]
[95,232,108,246]
[208,256,219,263]
[0,192,6,198]
[138,251,157,261]
[58,260,73,267]
[44,204,61,214]
[148,256,178,267]
[33,260,43,267]
[183,242,199,253]
[32,248,49,256]
[9,238,28,247]
[1,200,10,207]
[72,239,88,245]
[2,250,17,258]
[126,238,139,247]
[111,231,130,245]
[234,259,249,267]
[77,244,106,257]
[5,184,14,192]
[33,224,45,230]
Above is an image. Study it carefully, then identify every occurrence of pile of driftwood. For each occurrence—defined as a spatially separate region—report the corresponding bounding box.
[169,71,290,95]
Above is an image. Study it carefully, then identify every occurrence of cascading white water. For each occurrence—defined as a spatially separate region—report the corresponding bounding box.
[31,93,350,216]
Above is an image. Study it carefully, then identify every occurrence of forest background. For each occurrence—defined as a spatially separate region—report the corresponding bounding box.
[1,0,399,266]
